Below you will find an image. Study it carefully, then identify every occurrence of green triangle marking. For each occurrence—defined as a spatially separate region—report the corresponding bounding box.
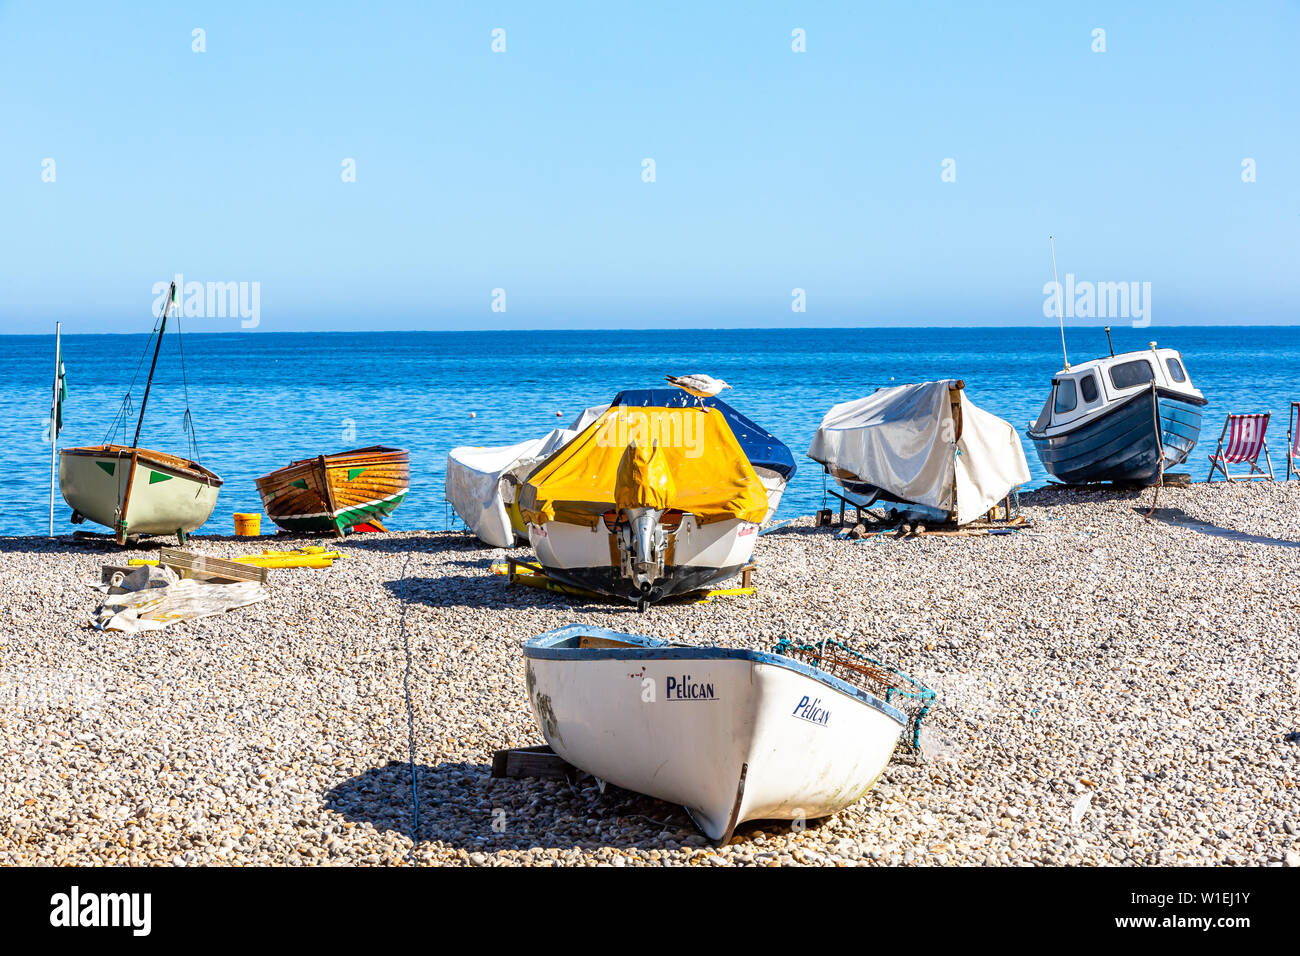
[347,467,366,481]
[96,461,116,476]
[290,479,308,489]
[148,471,173,484]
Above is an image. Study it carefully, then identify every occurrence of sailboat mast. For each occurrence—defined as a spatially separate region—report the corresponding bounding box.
[1049,236,1068,371]
[49,321,60,537]
[132,281,174,449]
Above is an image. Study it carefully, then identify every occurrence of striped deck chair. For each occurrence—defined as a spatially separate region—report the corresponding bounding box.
[1288,402,1300,481]
[1206,412,1273,482]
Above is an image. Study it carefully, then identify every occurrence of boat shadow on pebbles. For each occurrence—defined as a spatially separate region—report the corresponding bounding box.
[1142,507,1300,548]
[0,534,177,555]
[752,522,825,539]
[270,531,482,556]
[380,575,641,614]
[323,760,818,850]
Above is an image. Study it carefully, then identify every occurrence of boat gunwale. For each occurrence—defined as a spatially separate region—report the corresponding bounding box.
[59,445,224,487]
[524,624,909,727]
[255,447,410,488]
[1026,385,1206,442]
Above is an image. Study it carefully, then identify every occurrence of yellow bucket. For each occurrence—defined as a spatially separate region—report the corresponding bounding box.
[233,513,262,537]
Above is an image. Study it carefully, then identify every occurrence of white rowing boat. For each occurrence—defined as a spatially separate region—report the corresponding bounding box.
[523,624,916,843]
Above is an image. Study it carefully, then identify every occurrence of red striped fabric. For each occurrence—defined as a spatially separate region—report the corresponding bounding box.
[1217,413,1269,463]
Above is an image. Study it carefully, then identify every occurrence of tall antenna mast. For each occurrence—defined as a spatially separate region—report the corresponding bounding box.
[1049,235,1069,371]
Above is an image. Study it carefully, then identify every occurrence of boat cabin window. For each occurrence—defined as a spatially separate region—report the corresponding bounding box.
[1166,358,1187,383]
[1109,359,1154,390]
[1079,373,1099,403]
[1053,379,1077,414]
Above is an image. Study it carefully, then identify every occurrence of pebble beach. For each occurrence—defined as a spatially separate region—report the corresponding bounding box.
[2,480,1298,867]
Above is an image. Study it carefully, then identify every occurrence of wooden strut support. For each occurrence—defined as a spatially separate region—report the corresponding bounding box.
[490,745,577,780]
[159,547,269,584]
[827,487,876,528]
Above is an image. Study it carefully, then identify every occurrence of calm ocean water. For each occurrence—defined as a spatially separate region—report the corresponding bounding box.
[3,326,1298,537]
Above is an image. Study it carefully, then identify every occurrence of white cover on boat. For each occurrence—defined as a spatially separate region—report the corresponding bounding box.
[807,380,1030,525]
[446,405,608,547]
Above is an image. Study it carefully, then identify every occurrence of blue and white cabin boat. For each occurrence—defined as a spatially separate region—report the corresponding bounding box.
[1027,345,1206,485]
[523,624,911,844]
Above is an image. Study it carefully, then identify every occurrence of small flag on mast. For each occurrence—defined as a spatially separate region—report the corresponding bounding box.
[51,339,67,439]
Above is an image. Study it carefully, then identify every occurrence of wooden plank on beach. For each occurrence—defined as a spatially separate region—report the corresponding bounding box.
[159,547,268,584]
[491,745,577,780]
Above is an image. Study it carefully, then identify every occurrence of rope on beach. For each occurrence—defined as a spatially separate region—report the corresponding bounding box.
[1145,382,1166,519]
[395,554,420,861]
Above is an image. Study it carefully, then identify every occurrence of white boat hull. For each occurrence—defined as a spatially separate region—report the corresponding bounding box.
[527,513,760,601]
[523,625,906,842]
[755,467,787,525]
[59,445,221,543]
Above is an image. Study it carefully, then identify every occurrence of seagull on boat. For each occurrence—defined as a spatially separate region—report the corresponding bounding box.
[665,374,732,398]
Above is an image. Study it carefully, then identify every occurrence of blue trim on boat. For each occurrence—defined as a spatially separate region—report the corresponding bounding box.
[610,389,797,480]
[523,623,908,727]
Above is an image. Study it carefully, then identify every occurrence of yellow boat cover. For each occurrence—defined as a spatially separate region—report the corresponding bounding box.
[615,440,675,511]
[520,405,768,527]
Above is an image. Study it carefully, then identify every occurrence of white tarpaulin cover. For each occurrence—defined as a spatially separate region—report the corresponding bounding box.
[91,564,269,633]
[807,380,1030,525]
[446,405,608,547]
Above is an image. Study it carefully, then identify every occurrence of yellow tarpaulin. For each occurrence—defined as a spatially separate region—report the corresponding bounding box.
[614,440,674,511]
[519,405,768,527]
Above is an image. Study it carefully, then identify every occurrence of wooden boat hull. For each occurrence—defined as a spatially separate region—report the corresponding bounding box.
[1029,388,1204,485]
[255,446,409,535]
[59,445,222,543]
[523,625,906,844]
[527,513,760,603]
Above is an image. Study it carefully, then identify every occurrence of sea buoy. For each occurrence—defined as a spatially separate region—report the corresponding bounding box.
[555,410,562,417]
[470,412,476,419]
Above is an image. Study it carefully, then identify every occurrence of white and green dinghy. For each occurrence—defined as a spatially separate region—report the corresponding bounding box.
[58,281,223,544]
[60,445,222,544]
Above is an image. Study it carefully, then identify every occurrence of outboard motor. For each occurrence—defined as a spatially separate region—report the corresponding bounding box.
[613,439,675,610]
[621,506,667,601]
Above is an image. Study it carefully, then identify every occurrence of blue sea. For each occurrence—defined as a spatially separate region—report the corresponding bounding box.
[3,326,1298,537]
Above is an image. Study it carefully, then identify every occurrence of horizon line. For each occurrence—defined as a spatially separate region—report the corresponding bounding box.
[4,323,1299,336]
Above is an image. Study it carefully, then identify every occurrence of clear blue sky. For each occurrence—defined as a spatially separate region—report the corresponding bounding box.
[2,1,1296,332]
